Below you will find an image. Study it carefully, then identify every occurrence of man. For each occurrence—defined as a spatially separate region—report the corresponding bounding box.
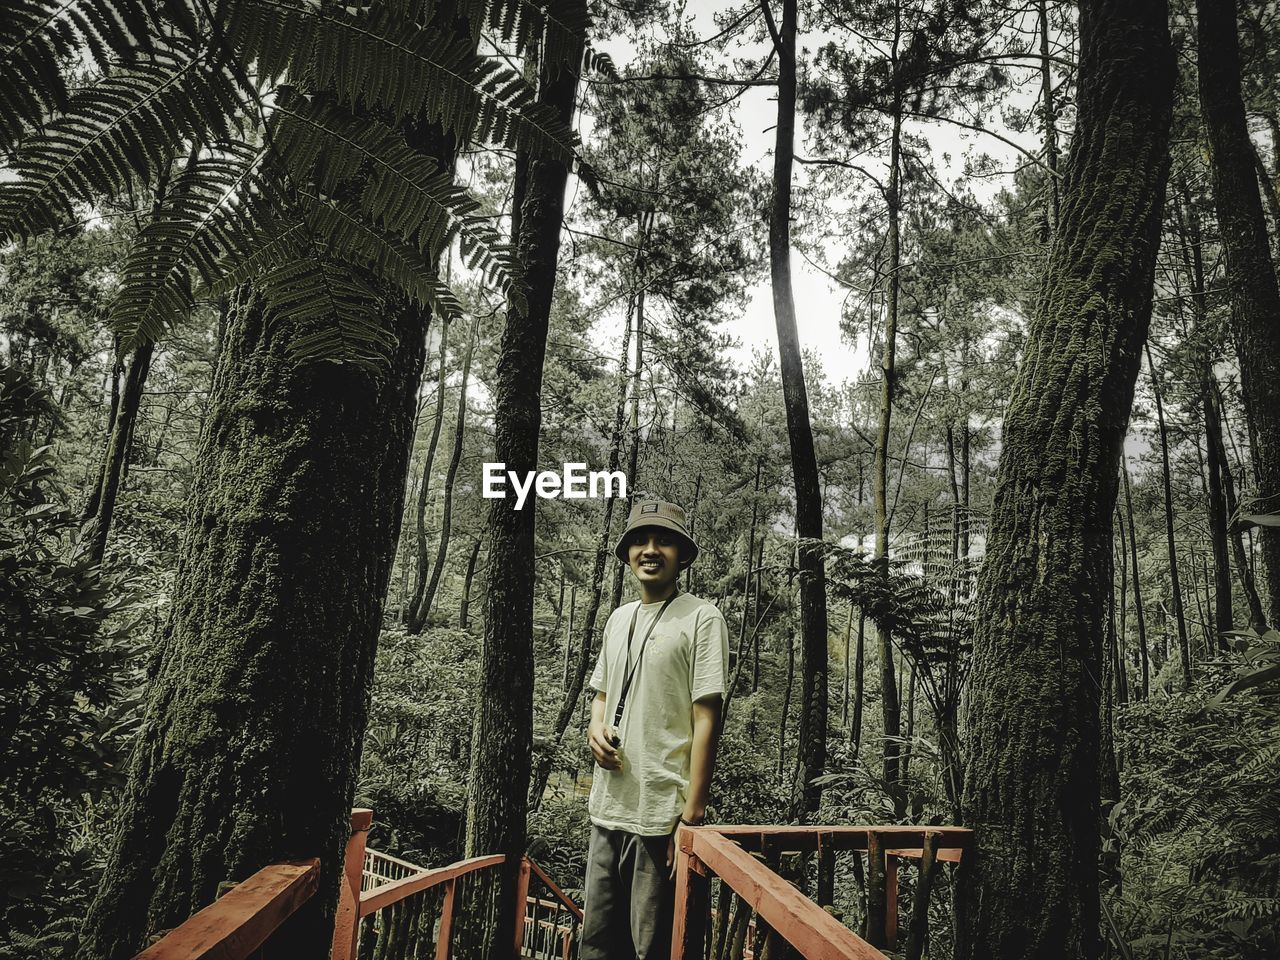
[582,499,729,960]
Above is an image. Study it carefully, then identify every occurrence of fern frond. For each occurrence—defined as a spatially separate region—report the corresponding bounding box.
[255,253,395,370]
[0,0,193,150]
[270,89,516,290]
[0,45,238,239]
[108,141,271,348]
[299,192,467,326]
[228,2,580,166]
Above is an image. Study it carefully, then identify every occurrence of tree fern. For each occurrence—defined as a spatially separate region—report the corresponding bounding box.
[0,0,195,151]
[0,45,239,239]
[108,142,272,347]
[2,0,591,364]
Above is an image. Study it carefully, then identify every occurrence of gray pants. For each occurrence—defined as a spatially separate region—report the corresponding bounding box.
[581,824,675,960]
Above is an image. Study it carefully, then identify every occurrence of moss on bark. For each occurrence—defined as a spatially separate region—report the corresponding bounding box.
[78,292,424,959]
[954,1,1174,957]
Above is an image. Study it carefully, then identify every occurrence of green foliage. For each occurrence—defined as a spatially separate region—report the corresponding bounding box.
[0,365,146,955]
[1109,660,1280,959]
[0,0,589,366]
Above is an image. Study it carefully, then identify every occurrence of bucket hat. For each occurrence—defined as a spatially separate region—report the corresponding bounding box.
[613,499,700,568]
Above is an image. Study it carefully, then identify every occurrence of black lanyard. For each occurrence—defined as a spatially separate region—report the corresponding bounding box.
[613,593,677,729]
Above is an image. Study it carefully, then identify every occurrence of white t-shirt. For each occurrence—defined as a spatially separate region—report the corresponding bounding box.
[587,592,729,836]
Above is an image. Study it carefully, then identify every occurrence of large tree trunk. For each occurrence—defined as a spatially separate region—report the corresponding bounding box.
[767,0,829,821]
[78,290,425,959]
[1197,0,1280,624]
[464,17,583,955]
[954,1,1173,956]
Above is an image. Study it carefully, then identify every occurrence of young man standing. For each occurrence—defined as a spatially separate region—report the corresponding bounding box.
[582,499,729,960]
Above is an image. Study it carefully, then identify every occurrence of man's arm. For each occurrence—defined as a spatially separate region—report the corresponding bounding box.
[683,694,722,824]
[587,690,621,770]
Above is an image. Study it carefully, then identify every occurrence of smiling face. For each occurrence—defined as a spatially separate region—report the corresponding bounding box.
[626,526,683,597]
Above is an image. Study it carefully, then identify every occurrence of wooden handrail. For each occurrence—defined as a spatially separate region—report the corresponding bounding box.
[358,853,506,916]
[527,857,584,923]
[709,825,971,853]
[689,831,884,960]
[133,859,319,960]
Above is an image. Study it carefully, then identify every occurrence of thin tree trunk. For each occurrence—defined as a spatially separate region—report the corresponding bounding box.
[418,314,478,622]
[459,535,482,629]
[78,289,425,960]
[404,320,451,632]
[1211,380,1268,631]
[87,339,154,564]
[955,0,1174,954]
[851,607,866,754]
[1123,461,1150,698]
[1197,0,1280,624]
[1175,179,1236,646]
[1037,0,1060,237]
[765,0,829,820]
[1147,343,1192,688]
[526,295,632,812]
[466,21,583,956]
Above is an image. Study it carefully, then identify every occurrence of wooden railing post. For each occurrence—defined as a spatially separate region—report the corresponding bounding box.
[884,853,899,948]
[865,831,886,947]
[902,831,939,960]
[670,829,709,960]
[435,878,457,960]
[332,808,373,960]
[513,856,532,959]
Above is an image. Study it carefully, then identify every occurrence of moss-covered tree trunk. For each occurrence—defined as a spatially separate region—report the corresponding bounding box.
[78,292,425,959]
[1196,0,1280,624]
[463,12,583,954]
[954,0,1173,956]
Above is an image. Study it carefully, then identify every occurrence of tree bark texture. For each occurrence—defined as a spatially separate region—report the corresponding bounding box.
[1197,0,1280,624]
[955,1,1174,957]
[78,290,425,959]
[768,0,829,821]
[464,17,583,956]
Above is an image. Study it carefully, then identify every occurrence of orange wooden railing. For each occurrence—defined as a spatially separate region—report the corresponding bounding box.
[133,809,581,960]
[132,859,319,960]
[671,825,970,960]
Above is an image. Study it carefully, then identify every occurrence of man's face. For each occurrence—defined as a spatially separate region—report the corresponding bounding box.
[627,527,682,591]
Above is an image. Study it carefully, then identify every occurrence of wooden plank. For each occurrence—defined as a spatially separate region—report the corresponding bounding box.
[670,834,709,960]
[359,855,504,916]
[527,857,585,922]
[333,810,374,960]
[435,878,456,960]
[711,826,970,854]
[134,860,319,960]
[691,831,885,960]
[883,847,963,864]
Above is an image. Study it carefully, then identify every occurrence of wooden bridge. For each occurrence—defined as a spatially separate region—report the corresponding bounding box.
[134,810,969,960]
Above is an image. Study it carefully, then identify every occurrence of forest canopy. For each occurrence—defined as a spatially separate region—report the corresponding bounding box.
[2,0,1279,959]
